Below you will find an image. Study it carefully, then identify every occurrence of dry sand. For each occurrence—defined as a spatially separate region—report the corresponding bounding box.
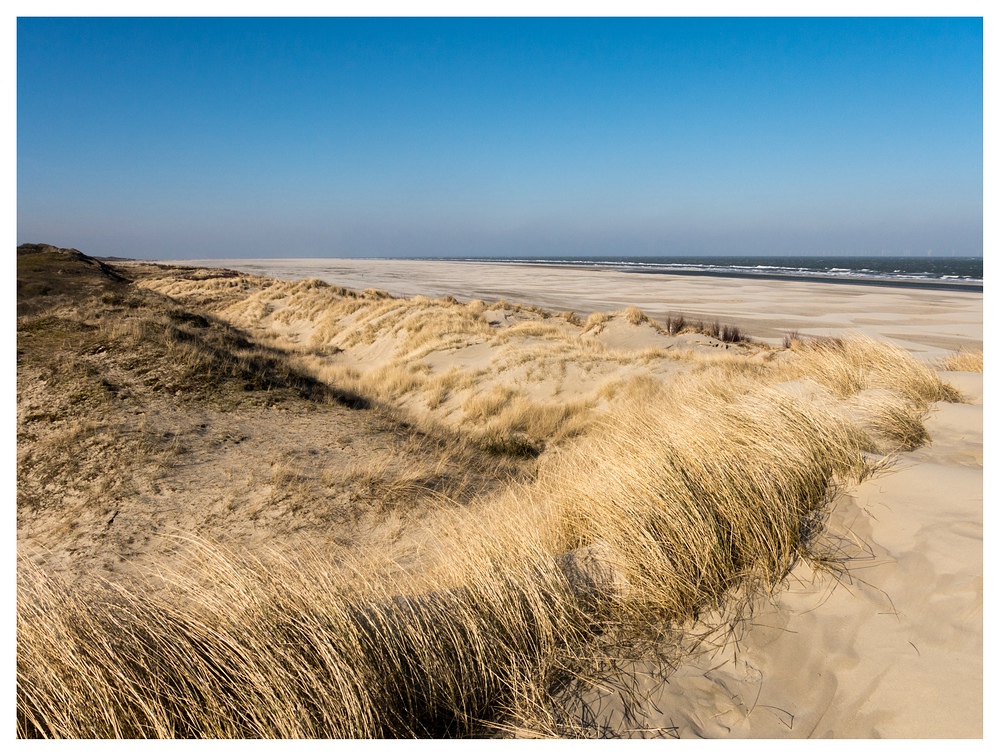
[164,257,983,738]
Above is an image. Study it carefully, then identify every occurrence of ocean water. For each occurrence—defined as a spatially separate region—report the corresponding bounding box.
[434,255,983,289]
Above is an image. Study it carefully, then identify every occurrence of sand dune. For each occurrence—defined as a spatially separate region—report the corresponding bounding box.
[147,257,982,738]
[18,250,983,737]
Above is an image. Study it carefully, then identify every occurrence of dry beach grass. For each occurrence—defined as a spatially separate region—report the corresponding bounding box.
[937,347,984,373]
[16,245,980,737]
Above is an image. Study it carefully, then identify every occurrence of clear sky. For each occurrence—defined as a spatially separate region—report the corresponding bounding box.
[16,16,983,259]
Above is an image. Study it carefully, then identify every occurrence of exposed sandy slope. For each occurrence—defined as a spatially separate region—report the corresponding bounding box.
[16,394,505,585]
[172,258,983,358]
[162,258,983,739]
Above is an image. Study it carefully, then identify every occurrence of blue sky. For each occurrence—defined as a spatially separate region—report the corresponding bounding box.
[16,17,983,259]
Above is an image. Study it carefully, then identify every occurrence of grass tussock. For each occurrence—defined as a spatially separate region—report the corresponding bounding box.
[663,312,748,343]
[18,535,587,738]
[623,306,648,326]
[858,392,930,452]
[556,391,868,617]
[786,333,960,405]
[938,348,983,373]
[582,311,612,333]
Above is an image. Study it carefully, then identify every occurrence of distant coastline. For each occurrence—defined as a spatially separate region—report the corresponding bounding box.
[469,260,984,292]
[420,255,983,292]
[620,267,984,292]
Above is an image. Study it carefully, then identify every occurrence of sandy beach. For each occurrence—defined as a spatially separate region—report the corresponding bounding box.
[19,249,983,737]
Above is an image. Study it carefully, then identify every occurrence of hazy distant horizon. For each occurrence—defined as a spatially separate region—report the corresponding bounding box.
[18,18,983,261]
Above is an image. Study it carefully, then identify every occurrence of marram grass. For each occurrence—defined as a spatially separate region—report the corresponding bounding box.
[18,317,962,737]
[938,348,983,373]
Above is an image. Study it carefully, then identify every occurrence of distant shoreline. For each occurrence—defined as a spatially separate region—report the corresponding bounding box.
[614,265,982,292]
[426,258,983,292]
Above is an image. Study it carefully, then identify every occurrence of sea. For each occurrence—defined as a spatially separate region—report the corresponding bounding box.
[430,255,983,291]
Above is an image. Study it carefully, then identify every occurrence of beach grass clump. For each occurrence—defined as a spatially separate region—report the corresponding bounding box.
[482,396,595,451]
[833,387,932,455]
[17,529,589,738]
[788,333,960,405]
[623,306,648,326]
[662,312,748,343]
[938,348,983,373]
[538,372,873,621]
[863,393,930,452]
[582,311,612,333]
